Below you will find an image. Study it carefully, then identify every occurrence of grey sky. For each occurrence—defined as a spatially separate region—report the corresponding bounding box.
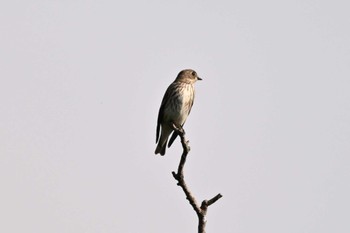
[1,1,349,233]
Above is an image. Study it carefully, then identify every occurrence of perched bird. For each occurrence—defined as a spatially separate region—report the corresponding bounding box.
[155,69,202,155]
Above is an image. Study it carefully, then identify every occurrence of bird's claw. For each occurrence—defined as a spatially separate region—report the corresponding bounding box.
[172,123,185,135]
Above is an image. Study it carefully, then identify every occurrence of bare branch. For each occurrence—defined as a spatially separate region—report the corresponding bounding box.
[171,123,222,233]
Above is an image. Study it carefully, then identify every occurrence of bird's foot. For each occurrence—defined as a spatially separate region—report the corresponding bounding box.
[171,123,185,136]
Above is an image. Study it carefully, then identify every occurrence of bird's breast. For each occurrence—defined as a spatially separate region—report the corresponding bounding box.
[163,84,194,125]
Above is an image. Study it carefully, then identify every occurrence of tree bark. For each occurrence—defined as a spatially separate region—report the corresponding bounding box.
[171,124,222,233]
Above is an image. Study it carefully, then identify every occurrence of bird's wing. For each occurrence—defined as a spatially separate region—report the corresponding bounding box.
[156,84,173,143]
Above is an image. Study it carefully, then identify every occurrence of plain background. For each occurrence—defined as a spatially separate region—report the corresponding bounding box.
[1,1,349,232]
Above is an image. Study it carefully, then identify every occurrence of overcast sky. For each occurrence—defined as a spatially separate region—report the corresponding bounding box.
[1,1,349,233]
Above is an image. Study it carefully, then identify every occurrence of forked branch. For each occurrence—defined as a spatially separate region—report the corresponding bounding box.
[171,124,222,233]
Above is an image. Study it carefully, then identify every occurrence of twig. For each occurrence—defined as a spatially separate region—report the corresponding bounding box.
[171,124,222,233]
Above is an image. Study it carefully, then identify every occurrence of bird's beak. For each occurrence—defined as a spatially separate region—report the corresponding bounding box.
[197,77,202,81]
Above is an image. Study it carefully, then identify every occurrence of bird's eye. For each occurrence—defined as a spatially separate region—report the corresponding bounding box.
[191,71,196,76]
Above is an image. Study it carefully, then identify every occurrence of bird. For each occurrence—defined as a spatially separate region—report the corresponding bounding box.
[155,69,202,155]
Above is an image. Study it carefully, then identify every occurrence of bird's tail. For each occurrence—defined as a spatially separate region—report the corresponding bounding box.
[167,131,179,148]
[155,125,173,156]
[155,137,168,156]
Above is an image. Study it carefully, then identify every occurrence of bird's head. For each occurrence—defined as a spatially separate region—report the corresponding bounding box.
[175,69,202,84]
